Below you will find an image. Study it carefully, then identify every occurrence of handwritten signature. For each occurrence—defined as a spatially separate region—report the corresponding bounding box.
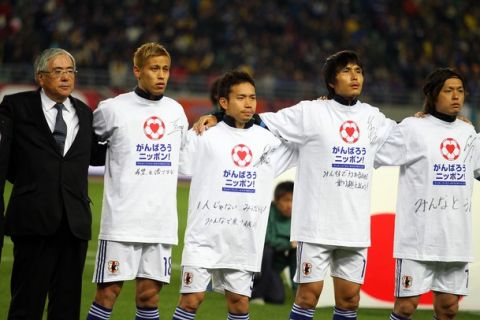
[253,144,278,167]
[367,115,378,144]
[463,134,477,164]
[168,118,185,135]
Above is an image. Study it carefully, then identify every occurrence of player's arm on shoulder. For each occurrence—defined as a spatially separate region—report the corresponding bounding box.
[260,101,309,144]
[413,111,426,118]
[272,140,298,176]
[375,111,397,145]
[375,120,408,168]
[192,112,220,135]
[178,129,199,176]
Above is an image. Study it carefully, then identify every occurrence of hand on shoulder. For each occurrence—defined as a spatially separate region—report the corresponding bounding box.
[192,115,218,135]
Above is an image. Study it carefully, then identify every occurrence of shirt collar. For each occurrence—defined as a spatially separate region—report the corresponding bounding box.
[40,89,73,112]
[333,94,358,106]
[134,86,164,101]
[430,109,456,123]
[223,114,254,129]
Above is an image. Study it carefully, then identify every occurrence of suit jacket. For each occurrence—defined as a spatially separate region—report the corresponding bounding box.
[0,90,105,240]
[0,115,12,248]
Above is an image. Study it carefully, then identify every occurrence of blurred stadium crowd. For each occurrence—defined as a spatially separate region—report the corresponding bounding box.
[1,0,480,103]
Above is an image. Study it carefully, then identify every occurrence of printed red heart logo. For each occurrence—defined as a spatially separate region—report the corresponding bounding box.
[446,145,455,154]
[143,116,165,140]
[150,123,160,133]
[237,151,247,160]
[346,127,355,137]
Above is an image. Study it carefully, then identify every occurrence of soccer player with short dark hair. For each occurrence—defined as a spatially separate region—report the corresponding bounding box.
[172,70,296,320]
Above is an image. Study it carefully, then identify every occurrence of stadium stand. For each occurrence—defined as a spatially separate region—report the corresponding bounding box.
[0,1,479,116]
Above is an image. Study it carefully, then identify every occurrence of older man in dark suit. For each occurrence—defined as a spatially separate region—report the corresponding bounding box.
[0,48,105,320]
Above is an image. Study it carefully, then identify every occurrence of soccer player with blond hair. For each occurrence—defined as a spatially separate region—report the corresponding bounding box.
[86,43,188,320]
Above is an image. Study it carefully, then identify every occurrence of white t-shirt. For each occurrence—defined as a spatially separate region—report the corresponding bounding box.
[375,115,480,262]
[179,121,297,272]
[260,99,395,247]
[93,92,188,244]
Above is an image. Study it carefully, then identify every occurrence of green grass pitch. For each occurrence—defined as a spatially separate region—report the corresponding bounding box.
[1,178,479,319]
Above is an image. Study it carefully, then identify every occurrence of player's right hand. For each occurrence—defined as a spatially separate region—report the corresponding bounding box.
[192,115,218,135]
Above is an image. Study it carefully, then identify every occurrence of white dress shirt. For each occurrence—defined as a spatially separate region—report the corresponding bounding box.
[40,89,79,155]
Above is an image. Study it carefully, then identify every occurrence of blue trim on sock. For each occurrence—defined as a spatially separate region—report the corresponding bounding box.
[135,306,159,320]
[173,306,196,320]
[289,303,314,320]
[227,312,249,320]
[333,306,357,319]
[87,301,112,320]
[390,312,411,320]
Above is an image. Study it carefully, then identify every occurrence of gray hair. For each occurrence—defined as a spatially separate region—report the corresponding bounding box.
[34,48,76,79]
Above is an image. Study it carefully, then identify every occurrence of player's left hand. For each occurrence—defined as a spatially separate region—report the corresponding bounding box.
[192,115,217,135]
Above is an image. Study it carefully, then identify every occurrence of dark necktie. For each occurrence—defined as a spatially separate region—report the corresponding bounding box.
[53,103,67,155]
